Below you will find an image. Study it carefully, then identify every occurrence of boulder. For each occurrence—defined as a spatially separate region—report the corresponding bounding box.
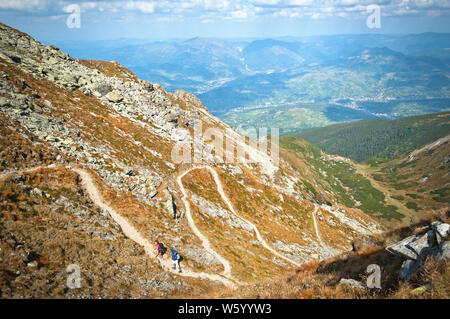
[338,278,365,289]
[94,84,113,97]
[386,235,418,260]
[406,230,435,260]
[432,221,449,244]
[60,73,77,86]
[387,221,450,281]
[163,188,175,218]
[105,92,123,103]
[78,77,91,87]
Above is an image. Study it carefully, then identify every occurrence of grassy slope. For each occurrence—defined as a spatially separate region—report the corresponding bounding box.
[359,138,450,225]
[291,111,450,162]
[279,136,404,224]
[0,52,219,297]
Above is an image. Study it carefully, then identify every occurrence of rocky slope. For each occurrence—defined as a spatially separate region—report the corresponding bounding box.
[0,22,381,298]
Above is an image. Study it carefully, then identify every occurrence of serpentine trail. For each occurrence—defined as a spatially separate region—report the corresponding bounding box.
[2,164,302,288]
[0,165,236,288]
[180,166,301,268]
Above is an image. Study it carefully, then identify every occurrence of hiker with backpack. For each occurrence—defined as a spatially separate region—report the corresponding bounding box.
[170,248,182,273]
[154,240,166,259]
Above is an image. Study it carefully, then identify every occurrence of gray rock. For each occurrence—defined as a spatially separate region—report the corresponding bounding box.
[43,100,52,108]
[105,92,123,103]
[93,83,112,96]
[406,230,435,260]
[338,278,365,289]
[60,73,77,86]
[432,221,449,244]
[163,188,175,218]
[77,77,91,87]
[435,240,450,261]
[181,245,222,266]
[386,235,418,260]
[398,259,421,281]
[0,96,10,107]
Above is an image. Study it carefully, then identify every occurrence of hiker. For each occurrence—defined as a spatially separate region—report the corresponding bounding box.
[154,240,166,259]
[170,248,182,273]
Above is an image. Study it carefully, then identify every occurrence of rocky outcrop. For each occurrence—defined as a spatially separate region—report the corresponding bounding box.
[386,221,449,281]
[163,187,176,219]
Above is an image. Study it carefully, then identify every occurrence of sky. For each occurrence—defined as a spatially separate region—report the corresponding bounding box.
[0,0,449,41]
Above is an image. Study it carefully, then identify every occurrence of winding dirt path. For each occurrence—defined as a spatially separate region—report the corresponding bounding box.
[311,205,325,246]
[0,165,236,288]
[75,167,236,288]
[3,164,302,287]
[177,169,237,284]
[180,166,301,268]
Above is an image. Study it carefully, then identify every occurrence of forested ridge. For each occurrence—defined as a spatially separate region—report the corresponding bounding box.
[291,111,450,162]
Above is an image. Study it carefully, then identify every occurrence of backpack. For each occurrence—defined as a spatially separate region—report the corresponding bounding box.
[158,243,167,255]
[172,249,181,261]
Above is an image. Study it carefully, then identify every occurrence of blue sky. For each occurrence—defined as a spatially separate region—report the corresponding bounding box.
[1,0,449,41]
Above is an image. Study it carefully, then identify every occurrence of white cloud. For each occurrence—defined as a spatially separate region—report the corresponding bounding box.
[123,1,155,14]
[0,0,448,20]
[231,9,248,18]
[0,0,46,10]
[249,0,281,5]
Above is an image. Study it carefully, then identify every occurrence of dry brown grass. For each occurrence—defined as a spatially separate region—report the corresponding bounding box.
[78,59,139,83]
[217,211,449,299]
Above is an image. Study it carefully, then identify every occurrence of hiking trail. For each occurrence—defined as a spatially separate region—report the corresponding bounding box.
[179,166,301,268]
[0,165,236,288]
[312,205,324,246]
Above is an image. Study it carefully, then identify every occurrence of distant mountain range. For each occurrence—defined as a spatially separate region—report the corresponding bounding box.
[54,33,450,131]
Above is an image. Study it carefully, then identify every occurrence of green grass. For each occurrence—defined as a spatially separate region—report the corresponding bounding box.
[301,179,317,197]
[406,193,422,199]
[406,202,420,211]
[430,187,450,203]
[280,136,404,221]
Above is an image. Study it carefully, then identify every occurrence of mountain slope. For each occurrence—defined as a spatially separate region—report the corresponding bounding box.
[292,112,450,162]
[358,135,450,225]
[0,22,381,298]
[279,137,405,224]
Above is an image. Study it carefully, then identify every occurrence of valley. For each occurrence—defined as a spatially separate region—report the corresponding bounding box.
[54,34,450,132]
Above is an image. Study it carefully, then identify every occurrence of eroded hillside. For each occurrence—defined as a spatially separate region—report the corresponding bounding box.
[0,22,381,298]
